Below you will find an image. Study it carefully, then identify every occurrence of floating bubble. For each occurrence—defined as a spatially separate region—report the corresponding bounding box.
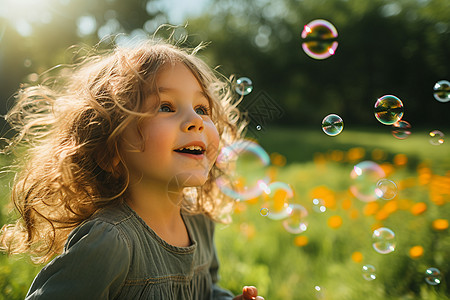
[301,19,338,60]
[391,120,411,139]
[322,114,344,136]
[433,80,450,103]
[282,203,308,234]
[374,95,404,125]
[429,130,444,145]
[425,267,442,285]
[312,198,327,213]
[362,265,376,281]
[216,139,270,200]
[375,179,398,200]
[314,285,326,299]
[256,125,262,131]
[261,182,293,220]
[260,207,269,217]
[235,77,253,96]
[372,227,396,254]
[350,161,386,202]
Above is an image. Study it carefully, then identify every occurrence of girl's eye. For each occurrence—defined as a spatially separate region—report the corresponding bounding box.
[195,104,210,116]
[159,103,174,113]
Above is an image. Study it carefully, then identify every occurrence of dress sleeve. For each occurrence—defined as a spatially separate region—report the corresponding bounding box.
[25,220,131,300]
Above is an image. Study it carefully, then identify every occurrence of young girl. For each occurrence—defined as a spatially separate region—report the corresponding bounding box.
[0,39,264,299]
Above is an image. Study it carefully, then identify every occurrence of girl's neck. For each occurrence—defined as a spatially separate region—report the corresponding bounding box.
[126,179,191,247]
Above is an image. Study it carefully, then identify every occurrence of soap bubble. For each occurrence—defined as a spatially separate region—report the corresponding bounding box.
[375,179,398,200]
[216,139,270,200]
[429,130,444,145]
[433,80,450,102]
[260,207,269,217]
[322,114,344,136]
[362,265,376,281]
[391,120,411,139]
[301,19,338,60]
[372,227,396,254]
[350,161,386,202]
[312,198,327,213]
[282,203,308,234]
[425,267,442,285]
[262,181,293,220]
[374,95,404,125]
[235,77,253,96]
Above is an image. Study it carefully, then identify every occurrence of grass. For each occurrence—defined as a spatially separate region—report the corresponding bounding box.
[0,127,449,299]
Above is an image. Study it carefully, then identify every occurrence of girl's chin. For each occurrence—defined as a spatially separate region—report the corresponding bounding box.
[167,172,208,190]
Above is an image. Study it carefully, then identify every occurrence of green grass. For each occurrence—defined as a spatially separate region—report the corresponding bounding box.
[1,127,449,299]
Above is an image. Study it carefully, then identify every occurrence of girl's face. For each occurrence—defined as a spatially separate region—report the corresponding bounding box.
[122,62,220,190]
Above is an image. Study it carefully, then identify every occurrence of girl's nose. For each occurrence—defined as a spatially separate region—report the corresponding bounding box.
[181,110,204,132]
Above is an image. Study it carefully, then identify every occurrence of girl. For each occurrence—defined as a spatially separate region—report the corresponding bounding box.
[0,39,264,300]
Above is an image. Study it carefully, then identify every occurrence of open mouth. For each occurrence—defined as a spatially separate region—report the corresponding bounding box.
[174,145,205,155]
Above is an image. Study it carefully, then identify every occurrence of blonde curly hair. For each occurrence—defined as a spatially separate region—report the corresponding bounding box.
[0,39,246,264]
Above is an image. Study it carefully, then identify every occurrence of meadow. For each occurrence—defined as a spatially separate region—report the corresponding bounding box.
[0,127,449,299]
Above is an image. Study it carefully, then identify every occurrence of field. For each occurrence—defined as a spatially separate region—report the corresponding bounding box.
[1,127,449,299]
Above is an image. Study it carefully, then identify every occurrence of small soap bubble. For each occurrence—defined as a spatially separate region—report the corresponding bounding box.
[216,139,271,200]
[312,198,326,213]
[350,161,386,202]
[429,130,444,145]
[391,120,411,139]
[260,207,269,217]
[433,80,450,103]
[282,203,308,234]
[425,267,442,285]
[322,114,343,136]
[262,182,293,220]
[301,19,338,60]
[256,125,262,131]
[375,179,398,200]
[372,227,396,254]
[235,77,253,96]
[362,265,376,281]
[24,59,32,68]
[314,285,326,299]
[374,95,404,125]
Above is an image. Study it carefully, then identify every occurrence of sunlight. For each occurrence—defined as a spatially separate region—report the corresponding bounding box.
[1,0,53,36]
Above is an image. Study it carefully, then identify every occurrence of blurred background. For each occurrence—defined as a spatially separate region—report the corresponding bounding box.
[0,0,449,299]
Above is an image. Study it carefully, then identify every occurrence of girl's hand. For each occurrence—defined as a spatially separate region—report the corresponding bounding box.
[233,286,264,300]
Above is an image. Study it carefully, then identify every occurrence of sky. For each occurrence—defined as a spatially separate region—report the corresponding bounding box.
[160,0,211,24]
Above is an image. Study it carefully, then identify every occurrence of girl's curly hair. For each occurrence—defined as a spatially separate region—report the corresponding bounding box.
[0,39,246,264]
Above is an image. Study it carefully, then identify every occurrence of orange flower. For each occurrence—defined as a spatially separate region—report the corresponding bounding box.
[363,202,379,216]
[351,251,363,263]
[410,202,427,215]
[328,215,343,229]
[393,154,408,166]
[347,147,365,162]
[375,209,389,221]
[270,152,286,167]
[371,149,387,161]
[341,198,352,210]
[409,246,424,259]
[380,163,395,177]
[294,235,309,247]
[349,209,359,219]
[383,200,398,214]
[432,219,449,231]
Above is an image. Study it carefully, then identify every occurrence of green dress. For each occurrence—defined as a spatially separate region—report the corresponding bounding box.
[25,202,234,299]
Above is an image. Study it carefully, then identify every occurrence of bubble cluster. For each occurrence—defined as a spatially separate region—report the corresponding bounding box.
[433,80,450,103]
[262,181,293,220]
[301,19,338,60]
[429,130,444,145]
[350,161,386,202]
[312,198,326,213]
[322,114,344,136]
[282,203,308,234]
[391,120,411,139]
[372,227,396,254]
[375,179,398,200]
[216,139,270,200]
[374,95,404,125]
[425,267,442,285]
[362,265,376,281]
[235,77,253,96]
